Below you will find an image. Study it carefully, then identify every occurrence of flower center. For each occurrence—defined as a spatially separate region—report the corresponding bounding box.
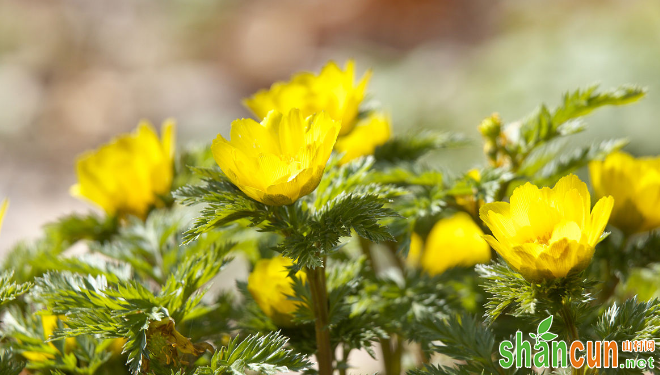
[533,233,551,246]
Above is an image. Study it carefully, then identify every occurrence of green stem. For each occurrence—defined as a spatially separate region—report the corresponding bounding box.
[338,344,351,375]
[306,262,333,375]
[598,234,629,304]
[560,303,579,343]
[379,335,403,375]
[390,334,402,375]
[416,343,429,365]
[358,237,375,269]
[559,301,581,374]
[380,337,393,375]
[360,238,405,375]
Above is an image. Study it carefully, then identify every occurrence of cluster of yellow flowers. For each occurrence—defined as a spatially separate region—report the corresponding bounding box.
[71,61,391,217]
[55,60,660,328]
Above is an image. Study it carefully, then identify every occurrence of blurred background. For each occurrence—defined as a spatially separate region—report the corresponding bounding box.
[1,0,659,257]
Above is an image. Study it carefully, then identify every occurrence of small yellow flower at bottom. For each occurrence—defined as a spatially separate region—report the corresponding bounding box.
[71,120,175,220]
[589,151,660,235]
[212,109,341,206]
[406,213,490,275]
[479,174,613,282]
[247,256,306,327]
[334,112,391,165]
[22,315,76,362]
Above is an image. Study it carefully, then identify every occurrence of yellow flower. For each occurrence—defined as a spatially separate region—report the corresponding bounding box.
[244,60,371,136]
[407,213,491,275]
[0,199,7,235]
[479,175,614,282]
[247,256,306,327]
[212,109,340,205]
[22,315,76,362]
[334,112,391,164]
[589,151,660,235]
[424,212,491,275]
[71,121,175,220]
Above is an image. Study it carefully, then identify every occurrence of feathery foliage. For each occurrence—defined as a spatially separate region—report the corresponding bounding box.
[0,271,31,307]
[193,332,310,375]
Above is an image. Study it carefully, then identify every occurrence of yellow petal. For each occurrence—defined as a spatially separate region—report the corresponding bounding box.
[509,183,540,228]
[213,110,340,205]
[421,212,491,275]
[71,121,175,219]
[406,232,424,268]
[243,60,370,135]
[549,220,582,244]
[247,256,306,327]
[588,196,614,247]
[334,112,391,165]
[483,234,522,271]
[536,238,580,278]
[480,202,516,246]
[551,174,590,213]
[589,151,660,234]
[479,174,609,282]
[0,199,8,235]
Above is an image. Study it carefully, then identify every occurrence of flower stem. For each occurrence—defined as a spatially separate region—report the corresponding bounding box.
[598,234,629,303]
[391,334,402,375]
[559,301,581,374]
[359,238,405,375]
[307,262,333,375]
[358,237,375,268]
[380,338,393,375]
[338,343,351,375]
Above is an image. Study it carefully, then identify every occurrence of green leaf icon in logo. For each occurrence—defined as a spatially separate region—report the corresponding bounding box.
[535,316,558,345]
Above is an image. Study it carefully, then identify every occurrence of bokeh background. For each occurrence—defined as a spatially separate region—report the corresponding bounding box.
[1,0,659,257]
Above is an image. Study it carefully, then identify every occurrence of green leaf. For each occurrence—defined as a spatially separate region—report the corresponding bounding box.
[367,166,443,187]
[33,272,171,374]
[0,271,32,307]
[374,131,468,164]
[408,364,484,375]
[518,85,645,153]
[594,297,660,373]
[527,138,628,186]
[596,297,660,342]
[551,85,645,126]
[413,314,500,375]
[477,260,595,326]
[195,332,310,375]
[175,167,271,245]
[0,350,25,375]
